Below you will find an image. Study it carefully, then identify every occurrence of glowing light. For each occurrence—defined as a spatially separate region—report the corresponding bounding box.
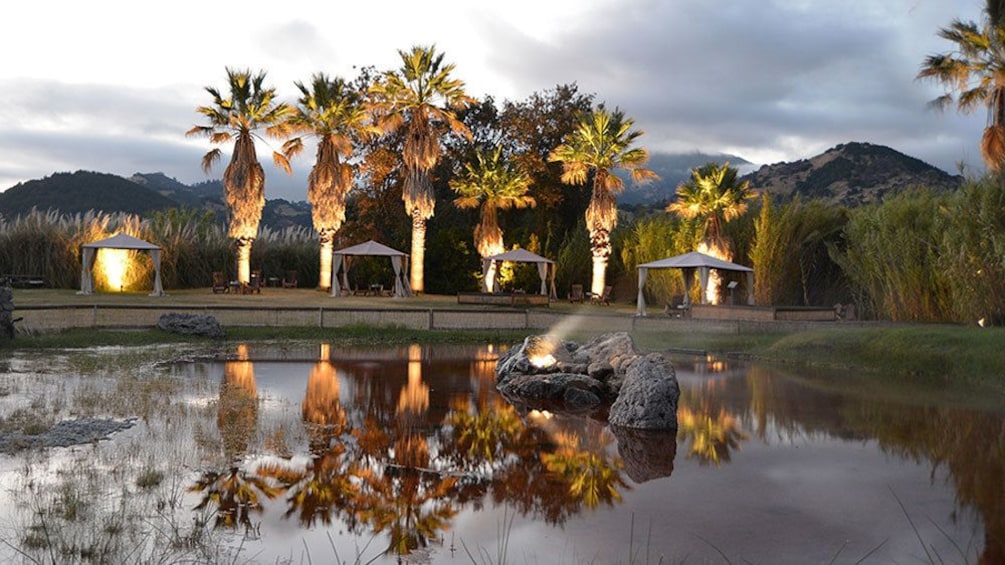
[525,335,560,368]
[398,344,429,414]
[528,409,553,420]
[978,318,986,328]
[99,248,130,291]
[236,238,252,285]
[698,241,731,305]
[318,237,334,291]
[591,257,607,297]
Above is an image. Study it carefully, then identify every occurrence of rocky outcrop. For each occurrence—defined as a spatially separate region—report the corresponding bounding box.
[608,354,679,430]
[156,313,224,338]
[495,332,679,430]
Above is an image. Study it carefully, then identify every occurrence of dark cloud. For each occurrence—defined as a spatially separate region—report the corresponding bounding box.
[482,0,985,172]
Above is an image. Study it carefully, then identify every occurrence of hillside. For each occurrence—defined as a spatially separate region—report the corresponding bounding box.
[0,171,178,218]
[742,142,963,206]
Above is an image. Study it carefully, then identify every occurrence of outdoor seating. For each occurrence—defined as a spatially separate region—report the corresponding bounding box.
[591,285,613,306]
[569,284,585,303]
[243,270,263,294]
[212,272,227,294]
[282,270,298,288]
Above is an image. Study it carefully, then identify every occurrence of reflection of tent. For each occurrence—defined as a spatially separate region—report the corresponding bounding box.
[636,251,753,316]
[79,233,164,296]
[483,248,557,298]
[330,240,412,298]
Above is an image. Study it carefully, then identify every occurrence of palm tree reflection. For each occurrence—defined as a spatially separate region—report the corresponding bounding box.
[190,344,271,530]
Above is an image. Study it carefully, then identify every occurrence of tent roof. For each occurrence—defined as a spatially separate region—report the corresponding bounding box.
[639,251,752,272]
[82,233,160,251]
[486,248,554,264]
[334,240,406,257]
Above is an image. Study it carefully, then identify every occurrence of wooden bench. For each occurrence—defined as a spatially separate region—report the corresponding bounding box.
[457,292,550,307]
[2,274,47,288]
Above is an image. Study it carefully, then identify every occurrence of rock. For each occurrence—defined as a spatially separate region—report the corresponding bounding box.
[494,332,676,424]
[156,313,224,338]
[608,353,680,430]
[610,426,676,482]
[498,372,604,407]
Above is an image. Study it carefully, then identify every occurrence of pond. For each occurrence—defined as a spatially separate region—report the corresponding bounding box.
[0,340,1002,564]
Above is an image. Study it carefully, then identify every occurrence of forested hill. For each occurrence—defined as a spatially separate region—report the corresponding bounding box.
[0,171,178,218]
[742,142,963,206]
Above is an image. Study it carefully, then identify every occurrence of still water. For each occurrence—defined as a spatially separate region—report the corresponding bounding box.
[165,342,1003,564]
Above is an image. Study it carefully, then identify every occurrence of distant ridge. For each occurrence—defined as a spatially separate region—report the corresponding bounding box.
[742,142,963,206]
[0,171,178,218]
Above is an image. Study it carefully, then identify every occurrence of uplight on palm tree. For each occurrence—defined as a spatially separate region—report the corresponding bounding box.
[667,162,754,303]
[187,68,293,284]
[284,74,378,290]
[369,45,475,293]
[918,3,1005,172]
[549,107,657,296]
[451,148,535,292]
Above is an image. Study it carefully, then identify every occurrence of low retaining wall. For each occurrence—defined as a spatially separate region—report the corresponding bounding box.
[14,304,852,334]
[456,292,550,307]
[690,304,836,322]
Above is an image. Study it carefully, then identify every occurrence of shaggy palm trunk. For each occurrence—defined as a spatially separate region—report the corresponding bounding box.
[318,230,334,291]
[410,211,427,294]
[589,228,611,297]
[224,132,265,285]
[236,237,253,286]
[477,206,505,292]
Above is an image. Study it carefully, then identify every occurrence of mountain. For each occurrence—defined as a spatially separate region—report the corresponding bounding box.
[0,170,313,230]
[619,151,753,206]
[0,171,178,218]
[742,142,963,206]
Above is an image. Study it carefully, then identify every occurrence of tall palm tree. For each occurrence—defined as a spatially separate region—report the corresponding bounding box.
[548,107,657,296]
[284,73,378,290]
[369,45,475,293]
[450,148,536,291]
[667,161,754,256]
[918,2,1005,172]
[187,68,292,284]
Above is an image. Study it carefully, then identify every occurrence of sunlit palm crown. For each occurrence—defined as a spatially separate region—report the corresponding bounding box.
[369,45,475,172]
[667,162,754,223]
[283,73,377,162]
[918,14,1005,170]
[451,148,535,210]
[548,107,658,192]
[186,68,294,174]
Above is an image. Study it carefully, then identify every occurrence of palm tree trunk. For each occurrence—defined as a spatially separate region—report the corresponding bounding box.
[236,237,253,285]
[318,231,334,291]
[410,210,426,294]
[589,227,611,296]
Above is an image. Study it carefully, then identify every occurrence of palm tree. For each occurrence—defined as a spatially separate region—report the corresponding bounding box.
[284,73,377,290]
[667,162,754,304]
[450,148,535,291]
[548,107,657,296]
[369,45,475,293]
[187,68,293,284]
[667,161,754,257]
[918,3,1005,172]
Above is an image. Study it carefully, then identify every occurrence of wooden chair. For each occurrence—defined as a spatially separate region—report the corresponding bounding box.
[212,271,227,294]
[591,285,613,306]
[244,270,263,294]
[568,284,585,304]
[282,270,298,288]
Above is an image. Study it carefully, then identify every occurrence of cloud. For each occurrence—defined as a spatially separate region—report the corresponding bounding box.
[483,0,985,172]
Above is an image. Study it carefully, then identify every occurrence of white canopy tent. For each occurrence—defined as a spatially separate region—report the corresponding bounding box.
[330,240,412,298]
[636,251,753,316]
[483,248,557,299]
[79,233,164,296]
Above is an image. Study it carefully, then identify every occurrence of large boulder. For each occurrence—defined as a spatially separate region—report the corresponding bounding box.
[156,313,224,338]
[608,353,680,430]
[495,332,677,429]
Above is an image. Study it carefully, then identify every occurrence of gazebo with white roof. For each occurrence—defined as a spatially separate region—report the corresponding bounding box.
[636,251,753,316]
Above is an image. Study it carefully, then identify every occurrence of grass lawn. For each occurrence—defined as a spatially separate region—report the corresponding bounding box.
[6,287,1005,392]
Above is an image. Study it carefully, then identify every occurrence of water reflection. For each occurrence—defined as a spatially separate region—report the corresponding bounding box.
[184,344,1004,563]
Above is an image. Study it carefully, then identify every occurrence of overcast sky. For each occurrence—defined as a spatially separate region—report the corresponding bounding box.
[0,0,986,202]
